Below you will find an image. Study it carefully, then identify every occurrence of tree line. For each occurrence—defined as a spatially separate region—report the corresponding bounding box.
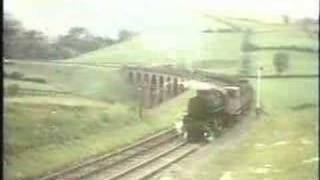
[3,13,137,60]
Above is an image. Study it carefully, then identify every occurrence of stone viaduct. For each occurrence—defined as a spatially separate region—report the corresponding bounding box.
[122,66,187,109]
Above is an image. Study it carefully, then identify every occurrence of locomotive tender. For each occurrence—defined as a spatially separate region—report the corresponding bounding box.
[183,79,253,142]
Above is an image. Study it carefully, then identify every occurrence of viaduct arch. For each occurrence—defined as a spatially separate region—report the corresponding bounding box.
[123,66,186,108]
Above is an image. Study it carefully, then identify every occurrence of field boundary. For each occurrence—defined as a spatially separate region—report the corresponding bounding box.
[240,74,319,79]
[251,46,318,53]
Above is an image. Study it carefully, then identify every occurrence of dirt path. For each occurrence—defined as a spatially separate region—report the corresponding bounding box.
[150,114,257,180]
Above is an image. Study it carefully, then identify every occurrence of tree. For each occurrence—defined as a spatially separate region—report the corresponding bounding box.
[273,52,290,75]
[3,13,25,59]
[3,14,52,59]
[57,26,116,56]
[68,27,89,38]
[3,15,117,60]
[282,15,290,24]
[118,29,136,42]
[22,30,49,59]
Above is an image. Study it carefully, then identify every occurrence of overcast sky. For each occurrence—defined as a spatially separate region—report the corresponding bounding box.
[4,0,319,38]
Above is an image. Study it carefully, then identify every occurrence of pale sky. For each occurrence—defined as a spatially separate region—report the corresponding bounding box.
[4,0,319,38]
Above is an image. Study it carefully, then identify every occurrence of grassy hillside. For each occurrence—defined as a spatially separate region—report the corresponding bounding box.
[4,90,195,180]
[68,32,243,67]
[222,17,296,31]
[59,15,244,70]
[4,59,196,180]
[252,30,318,48]
[4,79,61,91]
[4,62,135,103]
[60,15,318,76]
[250,51,318,75]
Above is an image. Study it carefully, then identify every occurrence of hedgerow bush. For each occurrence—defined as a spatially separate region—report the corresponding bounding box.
[6,84,20,96]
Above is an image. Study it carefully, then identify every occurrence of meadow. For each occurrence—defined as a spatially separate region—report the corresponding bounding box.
[61,15,318,77]
[4,82,195,180]
[4,62,135,102]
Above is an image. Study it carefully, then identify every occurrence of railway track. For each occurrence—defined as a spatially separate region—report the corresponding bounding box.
[39,129,199,180]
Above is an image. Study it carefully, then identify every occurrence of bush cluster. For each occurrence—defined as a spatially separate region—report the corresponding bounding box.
[5,71,47,83]
[6,84,20,96]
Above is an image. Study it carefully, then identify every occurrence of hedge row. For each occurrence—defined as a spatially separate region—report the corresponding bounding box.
[4,71,47,83]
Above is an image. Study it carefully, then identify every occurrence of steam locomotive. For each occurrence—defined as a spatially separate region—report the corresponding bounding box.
[182,79,253,142]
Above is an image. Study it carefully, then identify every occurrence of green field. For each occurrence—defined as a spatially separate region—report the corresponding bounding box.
[60,15,318,76]
[4,79,61,91]
[250,51,318,75]
[4,62,135,103]
[5,96,111,108]
[4,58,196,180]
[252,30,318,48]
[4,62,137,179]
[222,17,296,32]
[4,86,195,180]
[58,15,245,70]
[67,32,243,68]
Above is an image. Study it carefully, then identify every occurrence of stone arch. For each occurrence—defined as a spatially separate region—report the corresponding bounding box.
[165,76,173,97]
[144,73,149,83]
[128,71,134,82]
[150,74,158,107]
[158,75,165,103]
[159,76,164,87]
[151,74,157,86]
[136,72,142,83]
[173,77,178,95]
[166,76,172,90]
[179,78,185,93]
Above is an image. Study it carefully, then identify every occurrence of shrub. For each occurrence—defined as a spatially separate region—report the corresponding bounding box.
[202,29,213,33]
[7,84,20,96]
[107,104,140,124]
[23,77,47,83]
[273,52,290,75]
[9,71,24,80]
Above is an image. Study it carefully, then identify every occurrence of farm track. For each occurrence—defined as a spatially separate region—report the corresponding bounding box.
[38,129,198,180]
